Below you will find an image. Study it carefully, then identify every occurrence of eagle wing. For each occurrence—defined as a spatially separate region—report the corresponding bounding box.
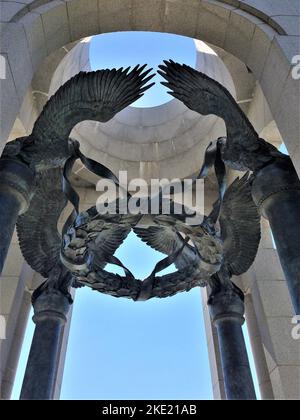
[158,61,281,171]
[32,66,155,140]
[134,225,197,269]
[16,168,67,277]
[86,224,131,269]
[219,173,261,275]
[18,67,155,169]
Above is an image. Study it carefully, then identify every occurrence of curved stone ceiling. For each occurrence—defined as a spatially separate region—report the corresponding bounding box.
[49,36,236,181]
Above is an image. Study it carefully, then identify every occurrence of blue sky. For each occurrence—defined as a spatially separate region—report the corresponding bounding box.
[11,32,261,400]
[89,31,196,107]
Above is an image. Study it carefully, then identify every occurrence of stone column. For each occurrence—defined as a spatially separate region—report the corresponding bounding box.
[208,289,256,400]
[252,158,300,316]
[0,158,35,273]
[20,290,71,400]
[201,288,226,400]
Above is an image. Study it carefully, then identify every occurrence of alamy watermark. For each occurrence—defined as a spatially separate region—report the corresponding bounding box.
[0,315,6,339]
[291,55,300,80]
[291,316,300,340]
[0,54,6,80]
[96,171,205,225]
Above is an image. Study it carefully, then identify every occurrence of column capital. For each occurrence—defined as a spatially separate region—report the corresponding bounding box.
[32,290,70,325]
[252,158,300,218]
[0,158,35,214]
[208,288,245,326]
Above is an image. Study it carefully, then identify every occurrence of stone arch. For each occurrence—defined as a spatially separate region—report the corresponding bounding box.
[1,0,299,174]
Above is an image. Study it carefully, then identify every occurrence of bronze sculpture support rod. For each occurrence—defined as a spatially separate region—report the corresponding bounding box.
[20,290,70,400]
[0,158,34,273]
[209,289,257,400]
[252,159,300,316]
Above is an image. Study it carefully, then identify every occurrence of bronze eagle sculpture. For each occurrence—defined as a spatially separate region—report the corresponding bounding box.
[3,66,155,282]
[158,60,287,173]
[4,63,263,302]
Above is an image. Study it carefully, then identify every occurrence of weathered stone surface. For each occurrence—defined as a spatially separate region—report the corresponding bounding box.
[197,1,232,48]
[0,1,25,22]
[67,0,99,41]
[271,15,300,37]
[98,0,132,33]
[36,1,71,54]
[0,55,20,151]
[260,38,292,113]
[275,74,300,165]
[270,366,300,400]
[19,12,47,73]
[240,0,299,19]
[0,22,33,100]
[1,245,23,278]
[0,277,18,314]
[247,23,275,79]
[224,9,260,64]
[132,0,165,31]
[254,249,284,281]
[164,0,199,38]
[254,281,294,318]
[267,317,300,366]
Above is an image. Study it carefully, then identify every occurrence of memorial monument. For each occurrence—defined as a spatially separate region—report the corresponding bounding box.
[0,0,299,401]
